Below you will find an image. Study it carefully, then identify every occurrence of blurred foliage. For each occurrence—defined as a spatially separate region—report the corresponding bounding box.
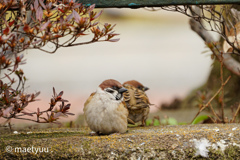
[191,115,209,124]
[161,117,178,125]
[146,116,178,126]
[0,0,119,129]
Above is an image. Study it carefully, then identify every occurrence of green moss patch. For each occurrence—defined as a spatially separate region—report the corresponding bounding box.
[1,124,240,159]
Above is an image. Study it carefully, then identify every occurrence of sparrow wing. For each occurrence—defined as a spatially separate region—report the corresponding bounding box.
[123,85,136,109]
[134,89,150,107]
[123,85,150,110]
[83,92,95,112]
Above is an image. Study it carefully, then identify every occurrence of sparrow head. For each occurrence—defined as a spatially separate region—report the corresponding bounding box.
[123,80,149,91]
[99,79,128,101]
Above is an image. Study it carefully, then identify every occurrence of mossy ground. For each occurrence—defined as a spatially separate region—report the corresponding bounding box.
[1,124,240,159]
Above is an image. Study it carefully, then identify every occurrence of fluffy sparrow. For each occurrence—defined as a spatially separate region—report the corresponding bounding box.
[83,79,129,135]
[123,80,150,126]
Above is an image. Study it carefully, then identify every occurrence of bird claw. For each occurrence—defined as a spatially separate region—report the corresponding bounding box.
[89,131,98,136]
[128,118,135,125]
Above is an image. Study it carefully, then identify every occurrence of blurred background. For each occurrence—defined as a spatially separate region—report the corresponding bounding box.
[13,8,213,124]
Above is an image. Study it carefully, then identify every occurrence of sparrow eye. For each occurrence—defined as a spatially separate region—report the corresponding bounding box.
[106,89,114,94]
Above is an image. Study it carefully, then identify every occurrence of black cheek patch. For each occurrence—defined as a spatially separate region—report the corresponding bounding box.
[116,93,122,100]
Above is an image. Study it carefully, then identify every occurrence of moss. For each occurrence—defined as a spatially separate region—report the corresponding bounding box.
[1,124,240,159]
[225,145,240,159]
[184,148,195,159]
[207,148,225,160]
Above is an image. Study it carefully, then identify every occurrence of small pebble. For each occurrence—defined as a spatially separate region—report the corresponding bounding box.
[13,131,19,134]
[127,138,133,143]
[140,142,145,146]
[232,127,237,131]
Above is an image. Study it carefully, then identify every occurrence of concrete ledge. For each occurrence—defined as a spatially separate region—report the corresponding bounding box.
[1,124,240,159]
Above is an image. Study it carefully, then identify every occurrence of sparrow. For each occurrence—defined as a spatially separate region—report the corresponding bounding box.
[123,80,150,126]
[83,79,129,135]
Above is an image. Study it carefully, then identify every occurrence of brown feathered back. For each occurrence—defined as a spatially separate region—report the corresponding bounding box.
[123,84,150,109]
[123,80,150,126]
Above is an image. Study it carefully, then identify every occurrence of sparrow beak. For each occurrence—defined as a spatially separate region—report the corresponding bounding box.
[144,86,149,91]
[118,87,128,93]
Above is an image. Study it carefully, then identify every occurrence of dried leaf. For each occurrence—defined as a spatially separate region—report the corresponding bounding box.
[46,2,52,9]
[62,104,71,113]
[66,112,75,115]
[108,38,120,42]
[72,10,80,22]
[35,91,41,97]
[0,3,5,10]
[88,4,95,13]
[53,112,64,119]
[34,0,39,11]
[30,4,34,11]
[58,8,65,13]
[54,35,62,38]
[76,32,88,37]
[39,0,46,10]
[3,106,13,116]
[36,7,43,21]
[53,87,56,96]
[9,20,15,27]
[40,20,51,31]
[5,89,9,99]
[66,13,73,22]
[93,10,103,20]
[73,3,81,9]
[23,24,30,33]
[58,91,63,97]
[3,27,10,35]
[91,22,99,26]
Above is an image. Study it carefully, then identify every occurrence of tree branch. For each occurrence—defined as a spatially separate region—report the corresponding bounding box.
[189,18,240,76]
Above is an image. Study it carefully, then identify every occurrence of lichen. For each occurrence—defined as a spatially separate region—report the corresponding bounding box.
[0,124,240,159]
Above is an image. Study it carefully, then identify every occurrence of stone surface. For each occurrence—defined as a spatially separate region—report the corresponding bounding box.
[1,124,240,159]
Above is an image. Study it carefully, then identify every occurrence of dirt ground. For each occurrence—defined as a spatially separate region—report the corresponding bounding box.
[1,123,240,159]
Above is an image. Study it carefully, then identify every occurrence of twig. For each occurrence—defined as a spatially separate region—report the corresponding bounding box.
[0,0,13,17]
[13,117,49,123]
[186,5,240,76]
[8,122,12,132]
[191,76,231,124]
[220,53,225,123]
[209,104,221,122]
[208,116,217,123]
[231,103,240,123]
